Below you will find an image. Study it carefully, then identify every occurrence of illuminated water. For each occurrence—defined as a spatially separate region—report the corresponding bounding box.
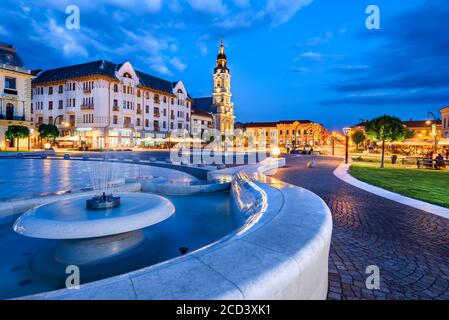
[0,159,195,201]
[0,159,242,299]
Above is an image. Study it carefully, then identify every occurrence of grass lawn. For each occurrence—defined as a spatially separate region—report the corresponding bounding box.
[349,164,449,208]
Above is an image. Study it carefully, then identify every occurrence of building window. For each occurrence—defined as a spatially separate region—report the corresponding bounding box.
[114,84,118,93]
[137,89,141,97]
[163,121,166,129]
[58,85,63,94]
[154,94,160,104]
[49,116,53,124]
[113,115,118,125]
[48,101,53,110]
[145,92,150,99]
[178,122,182,129]
[5,77,16,89]
[145,105,149,113]
[136,118,141,126]
[163,96,167,103]
[58,100,63,109]
[48,87,53,95]
[145,119,149,127]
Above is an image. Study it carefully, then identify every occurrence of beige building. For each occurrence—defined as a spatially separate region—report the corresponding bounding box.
[0,43,34,150]
[243,120,328,149]
[440,106,449,138]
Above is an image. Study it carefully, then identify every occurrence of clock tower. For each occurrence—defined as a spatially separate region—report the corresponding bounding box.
[212,38,234,134]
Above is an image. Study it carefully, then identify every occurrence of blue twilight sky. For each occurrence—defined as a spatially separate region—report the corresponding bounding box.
[1,0,448,129]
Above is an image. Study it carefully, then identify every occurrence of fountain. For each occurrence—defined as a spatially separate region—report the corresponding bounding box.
[12,161,176,279]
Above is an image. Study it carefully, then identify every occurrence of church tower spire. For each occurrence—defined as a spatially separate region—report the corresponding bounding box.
[212,36,234,133]
[215,35,229,74]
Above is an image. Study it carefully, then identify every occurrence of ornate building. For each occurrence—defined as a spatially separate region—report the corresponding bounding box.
[244,120,329,149]
[32,60,192,149]
[192,39,235,135]
[0,43,34,150]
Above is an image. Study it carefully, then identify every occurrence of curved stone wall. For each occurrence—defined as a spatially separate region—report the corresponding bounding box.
[20,161,333,300]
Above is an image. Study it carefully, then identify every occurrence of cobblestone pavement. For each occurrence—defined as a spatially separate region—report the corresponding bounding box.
[273,156,449,300]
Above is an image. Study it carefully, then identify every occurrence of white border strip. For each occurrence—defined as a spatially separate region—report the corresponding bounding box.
[333,164,449,220]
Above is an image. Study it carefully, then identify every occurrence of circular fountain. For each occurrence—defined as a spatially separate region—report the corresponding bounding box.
[12,161,176,281]
[13,192,175,266]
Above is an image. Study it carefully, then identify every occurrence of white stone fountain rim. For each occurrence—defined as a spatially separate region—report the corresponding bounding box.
[13,192,175,240]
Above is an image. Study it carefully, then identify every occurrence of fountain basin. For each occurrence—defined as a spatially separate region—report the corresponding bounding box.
[13,193,175,239]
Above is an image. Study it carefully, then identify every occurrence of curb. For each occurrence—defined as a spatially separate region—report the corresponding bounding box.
[333,163,449,220]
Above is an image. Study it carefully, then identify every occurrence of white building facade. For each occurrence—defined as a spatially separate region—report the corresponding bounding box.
[32,60,192,149]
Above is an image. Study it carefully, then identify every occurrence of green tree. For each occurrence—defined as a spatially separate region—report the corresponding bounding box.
[365,115,413,168]
[351,130,366,150]
[5,125,30,151]
[38,123,59,147]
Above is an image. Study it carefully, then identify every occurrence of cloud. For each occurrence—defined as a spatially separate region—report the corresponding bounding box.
[298,28,346,47]
[186,0,228,15]
[265,0,312,26]
[294,51,337,62]
[291,67,310,73]
[316,1,449,113]
[31,17,89,58]
[324,0,449,108]
[320,91,449,106]
[170,57,187,71]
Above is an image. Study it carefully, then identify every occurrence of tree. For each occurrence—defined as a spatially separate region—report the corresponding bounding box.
[351,130,366,150]
[5,125,30,151]
[38,123,59,147]
[365,115,413,168]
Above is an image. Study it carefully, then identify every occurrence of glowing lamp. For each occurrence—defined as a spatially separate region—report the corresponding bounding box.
[272,146,281,158]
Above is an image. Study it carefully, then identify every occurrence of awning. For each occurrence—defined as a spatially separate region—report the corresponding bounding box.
[390,139,433,146]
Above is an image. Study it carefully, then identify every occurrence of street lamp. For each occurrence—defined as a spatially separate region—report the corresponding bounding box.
[427,112,438,152]
[331,132,336,156]
[343,127,351,164]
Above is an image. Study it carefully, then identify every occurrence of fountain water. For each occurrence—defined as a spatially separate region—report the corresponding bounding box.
[86,160,121,210]
[13,160,176,279]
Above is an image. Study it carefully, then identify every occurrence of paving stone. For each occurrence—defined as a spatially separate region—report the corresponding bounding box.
[274,156,449,300]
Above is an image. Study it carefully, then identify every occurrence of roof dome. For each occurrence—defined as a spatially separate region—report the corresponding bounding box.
[0,43,24,68]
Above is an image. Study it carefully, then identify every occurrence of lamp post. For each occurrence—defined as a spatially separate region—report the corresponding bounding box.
[331,132,336,156]
[427,112,438,153]
[343,127,351,164]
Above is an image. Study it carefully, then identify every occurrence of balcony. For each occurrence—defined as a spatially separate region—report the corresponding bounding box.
[0,114,25,121]
[80,104,94,110]
[154,112,160,118]
[3,88,17,95]
[83,89,92,94]
[113,106,120,112]
[137,109,142,115]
